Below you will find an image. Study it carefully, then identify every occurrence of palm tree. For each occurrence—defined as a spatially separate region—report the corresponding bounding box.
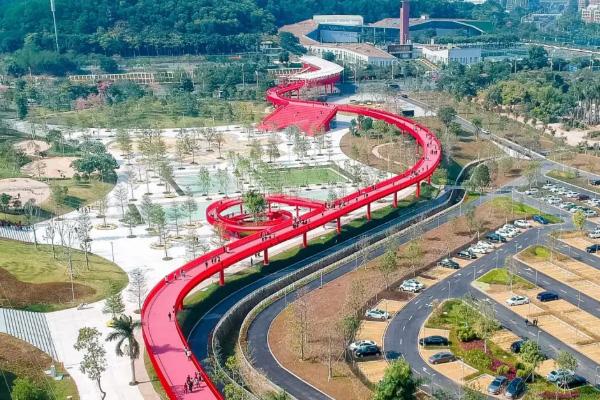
[106,315,142,385]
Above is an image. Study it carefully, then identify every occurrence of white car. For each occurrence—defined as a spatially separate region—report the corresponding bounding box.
[497,228,517,238]
[365,309,389,320]
[566,191,579,198]
[400,279,424,292]
[549,187,560,193]
[506,295,529,306]
[559,202,576,210]
[348,340,377,351]
[495,230,512,239]
[586,199,600,207]
[476,240,495,249]
[513,219,530,228]
[469,246,489,254]
[543,183,555,190]
[524,188,539,195]
[584,209,598,217]
[588,230,600,239]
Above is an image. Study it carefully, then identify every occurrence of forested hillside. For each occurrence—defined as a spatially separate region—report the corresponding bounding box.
[0,0,502,56]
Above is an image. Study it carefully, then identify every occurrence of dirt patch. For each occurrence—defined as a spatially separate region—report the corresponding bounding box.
[0,268,95,310]
[491,329,520,353]
[0,178,51,204]
[550,152,600,175]
[21,157,78,179]
[13,140,50,156]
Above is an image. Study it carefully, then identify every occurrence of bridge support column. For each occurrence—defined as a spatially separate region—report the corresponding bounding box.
[416,182,421,198]
[240,203,243,213]
[393,192,398,208]
[303,232,308,248]
[367,203,371,220]
[264,248,269,266]
[428,175,431,185]
[336,218,341,234]
[219,268,225,286]
[296,205,299,217]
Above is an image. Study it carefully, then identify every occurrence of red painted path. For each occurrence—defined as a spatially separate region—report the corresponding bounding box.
[141,57,442,399]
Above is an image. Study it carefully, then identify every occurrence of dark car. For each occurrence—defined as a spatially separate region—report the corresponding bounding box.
[586,244,600,253]
[428,351,456,364]
[556,375,586,389]
[505,378,525,399]
[354,344,381,358]
[510,339,528,354]
[486,232,507,243]
[537,291,559,302]
[591,180,600,186]
[578,194,590,201]
[438,258,460,269]
[532,215,549,225]
[487,375,508,395]
[456,250,477,260]
[419,335,449,347]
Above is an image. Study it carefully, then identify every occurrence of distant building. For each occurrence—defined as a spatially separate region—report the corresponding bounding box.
[582,4,600,23]
[310,43,398,67]
[418,45,482,65]
[313,15,363,26]
[504,0,529,11]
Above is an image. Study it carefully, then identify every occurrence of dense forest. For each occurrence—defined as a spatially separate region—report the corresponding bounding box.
[0,0,506,57]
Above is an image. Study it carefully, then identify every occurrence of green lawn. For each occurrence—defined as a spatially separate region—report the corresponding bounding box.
[477,268,535,290]
[489,197,561,223]
[547,169,600,195]
[42,98,265,129]
[0,238,128,312]
[274,166,346,187]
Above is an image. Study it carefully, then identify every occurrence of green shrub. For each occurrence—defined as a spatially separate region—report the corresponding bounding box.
[464,350,492,371]
[516,367,533,379]
[497,365,510,376]
[457,326,479,342]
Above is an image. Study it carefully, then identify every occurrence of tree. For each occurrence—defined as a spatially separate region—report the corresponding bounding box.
[290,287,311,360]
[520,341,545,382]
[373,359,420,400]
[158,162,174,194]
[113,184,129,219]
[182,195,198,226]
[122,208,138,238]
[115,129,133,162]
[23,199,39,248]
[74,327,107,400]
[76,211,92,269]
[474,299,499,354]
[379,245,398,289]
[0,192,11,211]
[106,314,142,385]
[50,184,68,207]
[150,204,170,260]
[198,166,211,196]
[573,210,586,231]
[528,45,549,69]
[103,281,125,320]
[44,218,57,259]
[167,205,185,238]
[127,268,147,313]
[524,161,541,187]
[438,106,457,131]
[216,168,230,195]
[556,350,578,389]
[11,377,46,400]
[322,51,335,62]
[243,190,267,222]
[96,197,109,227]
[185,228,209,261]
[139,194,154,229]
[469,164,491,192]
[214,132,225,159]
[472,116,483,139]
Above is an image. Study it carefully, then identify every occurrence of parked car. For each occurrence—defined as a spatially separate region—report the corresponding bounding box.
[542,183,555,190]
[486,233,507,243]
[588,229,600,239]
[505,378,526,399]
[469,245,490,254]
[419,335,449,347]
[399,279,424,293]
[506,295,529,306]
[524,188,539,195]
[584,209,598,217]
[510,339,528,353]
[514,219,531,228]
[365,309,389,320]
[456,250,477,260]
[578,194,590,201]
[566,191,579,198]
[537,291,559,302]
[547,369,574,383]
[586,244,600,253]
[354,344,382,358]
[556,375,586,389]
[590,180,600,186]
[428,351,456,364]
[532,215,549,225]
[487,375,508,395]
[348,340,376,351]
[438,258,460,269]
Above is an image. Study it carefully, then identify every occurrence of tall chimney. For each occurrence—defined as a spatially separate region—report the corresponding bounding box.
[400,0,410,44]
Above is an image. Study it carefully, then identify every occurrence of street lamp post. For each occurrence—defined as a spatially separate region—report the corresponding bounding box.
[50,0,59,52]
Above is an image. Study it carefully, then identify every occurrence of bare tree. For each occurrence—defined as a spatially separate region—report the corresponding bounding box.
[290,287,312,360]
[113,184,129,219]
[76,212,93,269]
[43,218,57,259]
[127,267,148,313]
[124,169,137,201]
[55,219,78,302]
[96,198,109,227]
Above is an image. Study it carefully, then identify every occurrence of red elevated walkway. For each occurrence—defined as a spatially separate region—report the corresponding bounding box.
[142,56,442,400]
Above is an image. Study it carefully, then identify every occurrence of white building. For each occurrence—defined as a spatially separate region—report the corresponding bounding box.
[313,15,364,26]
[309,43,398,67]
[418,45,482,65]
[582,5,600,23]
